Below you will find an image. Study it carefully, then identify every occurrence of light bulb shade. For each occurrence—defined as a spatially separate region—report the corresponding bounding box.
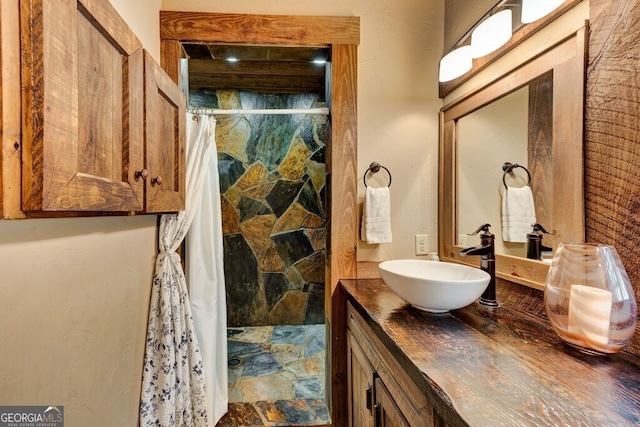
[439,46,472,82]
[470,10,512,58]
[521,0,565,24]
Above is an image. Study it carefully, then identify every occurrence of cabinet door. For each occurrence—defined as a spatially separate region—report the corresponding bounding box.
[20,0,145,212]
[375,377,411,427]
[143,50,186,213]
[348,331,375,427]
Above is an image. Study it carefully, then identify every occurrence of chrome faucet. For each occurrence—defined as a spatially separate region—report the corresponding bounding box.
[460,223,497,308]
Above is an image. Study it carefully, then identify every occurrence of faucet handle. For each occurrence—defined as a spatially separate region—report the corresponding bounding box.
[469,223,492,236]
[531,223,555,235]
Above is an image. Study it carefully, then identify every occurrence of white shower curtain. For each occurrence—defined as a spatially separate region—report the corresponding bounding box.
[187,117,228,425]
[140,114,217,427]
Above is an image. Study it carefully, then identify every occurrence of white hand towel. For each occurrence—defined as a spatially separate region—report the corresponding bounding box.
[361,186,392,244]
[501,186,536,243]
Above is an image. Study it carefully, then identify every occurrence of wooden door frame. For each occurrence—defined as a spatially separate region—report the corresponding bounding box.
[159,12,359,426]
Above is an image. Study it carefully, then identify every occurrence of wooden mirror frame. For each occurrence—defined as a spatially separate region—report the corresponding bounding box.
[439,26,587,290]
[159,12,359,425]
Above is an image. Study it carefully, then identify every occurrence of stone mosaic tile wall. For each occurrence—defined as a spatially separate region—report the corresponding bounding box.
[191,89,328,327]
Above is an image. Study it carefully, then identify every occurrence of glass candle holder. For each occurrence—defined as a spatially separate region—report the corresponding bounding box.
[544,243,638,355]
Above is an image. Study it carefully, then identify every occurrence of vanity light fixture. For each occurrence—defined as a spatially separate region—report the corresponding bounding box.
[470,9,513,58]
[521,0,565,23]
[440,0,565,84]
[438,45,473,82]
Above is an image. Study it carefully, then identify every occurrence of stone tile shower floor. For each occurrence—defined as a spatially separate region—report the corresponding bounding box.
[217,324,330,427]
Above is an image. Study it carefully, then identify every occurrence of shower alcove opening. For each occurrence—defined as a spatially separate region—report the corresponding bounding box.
[184,43,332,426]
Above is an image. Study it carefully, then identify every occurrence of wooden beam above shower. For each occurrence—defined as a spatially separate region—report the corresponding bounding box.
[183,44,329,94]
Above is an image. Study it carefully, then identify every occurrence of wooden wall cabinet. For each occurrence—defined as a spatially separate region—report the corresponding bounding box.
[16,0,185,215]
[143,50,186,213]
[347,303,445,427]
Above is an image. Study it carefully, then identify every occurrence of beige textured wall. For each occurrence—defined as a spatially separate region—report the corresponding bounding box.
[0,1,161,425]
[0,217,157,424]
[111,0,162,60]
[161,0,445,261]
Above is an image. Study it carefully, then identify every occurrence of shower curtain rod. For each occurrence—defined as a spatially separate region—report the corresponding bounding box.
[187,107,330,116]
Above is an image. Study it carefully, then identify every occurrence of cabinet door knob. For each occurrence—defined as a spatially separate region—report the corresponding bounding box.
[152,175,163,186]
[135,169,148,180]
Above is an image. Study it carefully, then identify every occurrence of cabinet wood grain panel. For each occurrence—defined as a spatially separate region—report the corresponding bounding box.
[347,331,375,427]
[20,0,144,212]
[1,0,25,218]
[374,377,411,427]
[143,51,185,213]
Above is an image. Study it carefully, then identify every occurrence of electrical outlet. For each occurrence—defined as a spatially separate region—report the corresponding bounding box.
[458,234,468,247]
[415,234,429,255]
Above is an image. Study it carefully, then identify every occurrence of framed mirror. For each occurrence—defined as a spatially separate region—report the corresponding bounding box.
[439,26,587,290]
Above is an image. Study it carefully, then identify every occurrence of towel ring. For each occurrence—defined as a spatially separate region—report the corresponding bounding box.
[502,162,531,189]
[363,162,392,187]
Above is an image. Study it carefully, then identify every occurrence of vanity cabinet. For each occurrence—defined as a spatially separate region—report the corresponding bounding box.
[16,0,185,215]
[342,278,640,426]
[347,302,444,427]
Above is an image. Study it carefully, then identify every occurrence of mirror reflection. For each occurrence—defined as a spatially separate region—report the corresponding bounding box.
[457,72,556,261]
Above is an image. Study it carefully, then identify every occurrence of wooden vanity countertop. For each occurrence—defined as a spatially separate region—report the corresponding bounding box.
[340,278,640,427]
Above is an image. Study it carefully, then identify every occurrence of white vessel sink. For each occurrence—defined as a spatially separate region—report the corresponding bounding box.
[378,260,490,313]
